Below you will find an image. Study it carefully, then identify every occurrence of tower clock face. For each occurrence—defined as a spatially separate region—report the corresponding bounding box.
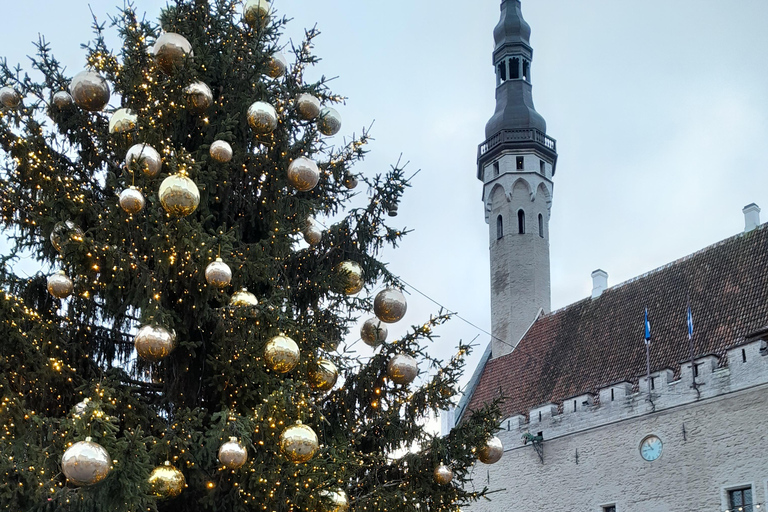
[640,435,663,461]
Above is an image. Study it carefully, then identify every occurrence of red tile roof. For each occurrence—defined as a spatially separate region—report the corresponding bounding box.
[465,225,768,420]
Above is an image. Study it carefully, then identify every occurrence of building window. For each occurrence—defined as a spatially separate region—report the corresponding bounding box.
[498,61,507,82]
[523,59,531,82]
[728,487,753,511]
[493,161,500,177]
[540,160,546,175]
[517,210,525,234]
[693,364,700,378]
[496,215,503,240]
[603,506,616,512]
[538,214,544,238]
[650,377,655,390]
[516,156,524,170]
[510,57,520,79]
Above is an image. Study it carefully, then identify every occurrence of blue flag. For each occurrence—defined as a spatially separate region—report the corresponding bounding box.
[687,305,694,340]
[644,308,651,344]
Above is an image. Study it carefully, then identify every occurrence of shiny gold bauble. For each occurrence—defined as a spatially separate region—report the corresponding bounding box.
[342,173,358,190]
[109,108,137,134]
[243,0,271,28]
[125,143,162,177]
[360,317,387,347]
[52,91,74,109]
[267,52,287,78]
[184,81,213,114]
[152,32,193,74]
[50,221,84,253]
[279,422,318,463]
[374,288,408,324]
[0,86,21,109]
[218,437,248,469]
[264,335,300,373]
[296,93,321,120]
[47,271,74,299]
[433,464,454,485]
[319,489,349,512]
[287,157,320,192]
[334,261,364,295]
[119,186,145,214]
[159,173,200,217]
[318,107,342,136]
[309,358,338,392]
[61,437,111,486]
[205,258,232,288]
[247,101,278,134]
[69,70,110,112]
[209,140,233,163]
[302,219,322,246]
[148,461,186,499]
[477,436,503,465]
[387,354,418,386]
[230,288,258,307]
[134,325,176,362]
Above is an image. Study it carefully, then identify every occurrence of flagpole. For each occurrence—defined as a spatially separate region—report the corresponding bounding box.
[644,308,654,411]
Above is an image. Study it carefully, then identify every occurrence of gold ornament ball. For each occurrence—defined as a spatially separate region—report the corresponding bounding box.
[374,288,408,324]
[244,0,271,28]
[159,173,200,217]
[109,108,137,134]
[69,70,110,112]
[184,82,213,114]
[334,261,364,295]
[247,101,278,134]
[433,464,454,485]
[342,173,358,190]
[119,186,146,215]
[125,143,162,177]
[264,335,300,373]
[478,436,504,465]
[296,93,321,120]
[360,317,387,347]
[267,51,287,78]
[309,358,339,392]
[209,140,233,163]
[134,325,176,362]
[61,437,111,486]
[318,107,342,136]
[205,258,232,288]
[319,489,349,512]
[287,157,320,192]
[50,221,84,253]
[302,219,322,246]
[52,91,74,109]
[0,86,21,109]
[230,288,258,307]
[152,32,193,74]
[279,422,319,464]
[387,354,419,386]
[148,461,186,499]
[218,437,248,469]
[47,271,74,299]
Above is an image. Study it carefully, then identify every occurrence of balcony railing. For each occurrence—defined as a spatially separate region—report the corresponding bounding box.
[478,128,557,159]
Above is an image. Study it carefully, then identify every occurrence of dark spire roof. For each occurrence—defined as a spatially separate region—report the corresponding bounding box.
[494,0,532,51]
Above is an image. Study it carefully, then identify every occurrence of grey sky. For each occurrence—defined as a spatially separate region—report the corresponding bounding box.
[2,1,768,391]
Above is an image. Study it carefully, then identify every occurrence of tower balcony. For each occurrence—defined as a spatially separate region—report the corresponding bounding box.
[478,128,557,159]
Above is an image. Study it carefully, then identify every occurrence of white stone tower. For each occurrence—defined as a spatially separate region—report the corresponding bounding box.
[478,0,557,358]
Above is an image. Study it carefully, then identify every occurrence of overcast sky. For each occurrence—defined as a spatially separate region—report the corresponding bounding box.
[2,1,768,393]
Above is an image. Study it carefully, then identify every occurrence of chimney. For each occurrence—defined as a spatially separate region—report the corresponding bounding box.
[743,203,761,233]
[591,269,608,299]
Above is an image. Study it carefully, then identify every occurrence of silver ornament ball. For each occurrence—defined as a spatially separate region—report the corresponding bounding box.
[109,108,137,134]
[342,173,358,190]
[69,70,110,112]
[433,464,454,485]
[218,437,248,469]
[125,143,162,177]
[184,82,213,114]
[73,398,90,416]
[52,91,74,109]
[244,0,271,28]
[360,318,387,347]
[478,436,504,465]
[119,186,145,215]
[205,258,232,288]
[159,173,200,217]
[230,288,258,307]
[318,107,342,136]
[209,140,233,163]
[47,271,74,299]
[0,86,21,109]
[387,354,419,386]
[267,52,288,78]
[302,219,323,246]
[134,325,177,362]
[61,438,111,486]
[296,93,321,120]
[374,288,408,324]
[50,221,84,253]
[152,32,193,74]
[247,101,278,134]
[287,156,320,192]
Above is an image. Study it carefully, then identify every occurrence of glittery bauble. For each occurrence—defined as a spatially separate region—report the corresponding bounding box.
[69,70,110,112]
[334,261,364,295]
[152,32,193,74]
[230,288,258,307]
[50,221,84,253]
[433,464,454,485]
[218,437,248,469]
[125,143,162,177]
[279,422,318,463]
[302,220,322,246]
[148,461,186,499]
[109,108,137,134]
[287,157,320,192]
[296,94,321,120]
[342,173,358,190]
[61,438,111,486]
[205,258,232,288]
[319,489,349,512]
[159,173,200,217]
[119,186,145,214]
[478,436,503,465]
[244,0,271,28]
[0,86,21,109]
[309,358,338,392]
[209,140,233,163]
[387,354,418,386]
[360,317,387,347]
[134,325,176,362]
[247,101,278,134]
[373,288,407,324]
[318,107,342,136]
[264,335,300,374]
[47,271,74,299]
[267,52,287,78]
[184,82,213,114]
[52,91,74,109]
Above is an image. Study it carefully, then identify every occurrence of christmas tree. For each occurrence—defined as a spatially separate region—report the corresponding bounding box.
[0,1,502,511]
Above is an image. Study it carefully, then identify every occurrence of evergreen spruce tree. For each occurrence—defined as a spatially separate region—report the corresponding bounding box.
[0,2,502,511]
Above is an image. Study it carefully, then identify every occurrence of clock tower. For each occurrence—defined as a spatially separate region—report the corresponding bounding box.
[478,0,557,358]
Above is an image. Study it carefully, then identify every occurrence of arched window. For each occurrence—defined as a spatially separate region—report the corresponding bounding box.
[496,215,503,240]
[538,214,544,238]
[497,62,507,83]
[517,210,525,234]
[510,57,521,79]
